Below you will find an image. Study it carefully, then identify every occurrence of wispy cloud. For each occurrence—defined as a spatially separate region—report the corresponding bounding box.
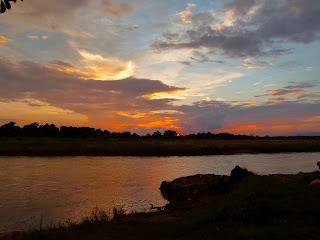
[27,34,48,40]
[237,58,273,69]
[177,3,197,24]
[0,35,9,45]
[49,50,135,81]
[256,81,320,100]
[153,0,320,58]
[101,0,136,17]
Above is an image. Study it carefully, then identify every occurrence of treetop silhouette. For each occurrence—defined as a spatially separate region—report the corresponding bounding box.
[1,121,317,139]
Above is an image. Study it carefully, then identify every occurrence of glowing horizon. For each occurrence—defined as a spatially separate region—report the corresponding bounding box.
[0,0,319,136]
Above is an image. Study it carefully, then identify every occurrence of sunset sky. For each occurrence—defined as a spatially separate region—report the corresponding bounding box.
[0,0,319,135]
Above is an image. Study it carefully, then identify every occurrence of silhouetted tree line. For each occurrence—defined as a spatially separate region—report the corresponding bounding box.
[0,122,176,139]
[0,0,23,14]
[0,122,318,139]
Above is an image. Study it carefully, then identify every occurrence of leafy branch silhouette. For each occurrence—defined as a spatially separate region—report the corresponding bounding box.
[1,0,23,14]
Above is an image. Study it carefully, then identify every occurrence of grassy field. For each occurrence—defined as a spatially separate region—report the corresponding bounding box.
[0,137,319,156]
[2,170,320,240]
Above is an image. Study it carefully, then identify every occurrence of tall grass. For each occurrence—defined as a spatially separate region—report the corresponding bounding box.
[80,207,110,226]
[0,137,319,156]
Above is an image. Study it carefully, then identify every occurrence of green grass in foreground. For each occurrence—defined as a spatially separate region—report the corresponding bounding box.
[2,171,320,240]
[0,138,319,156]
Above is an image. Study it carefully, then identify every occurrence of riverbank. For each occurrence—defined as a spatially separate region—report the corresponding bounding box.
[2,167,320,240]
[0,138,320,156]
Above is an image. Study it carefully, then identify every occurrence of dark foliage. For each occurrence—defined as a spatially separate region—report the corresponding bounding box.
[0,122,21,136]
[0,122,319,139]
[163,130,178,138]
[0,0,23,14]
[230,166,255,180]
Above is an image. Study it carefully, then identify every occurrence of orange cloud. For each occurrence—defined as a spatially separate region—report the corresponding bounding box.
[78,50,135,80]
[118,111,181,130]
[48,62,100,80]
[102,1,135,17]
[0,100,88,126]
[49,50,135,80]
[217,116,320,136]
[178,3,197,24]
[0,35,9,45]
[142,89,186,100]
[136,117,181,130]
[90,111,181,133]
[217,123,293,135]
[117,111,147,119]
[216,124,259,135]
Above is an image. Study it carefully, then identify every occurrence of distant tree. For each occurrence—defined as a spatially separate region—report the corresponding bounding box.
[0,121,267,139]
[0,121,15,129]
[60,126,96,138]
[0,122,21,136]
[152,131,162,138]
[132,133,140,138]
[119,132,132,138]
[60,126,72,137]
[103,130,111,138]
[94,129,105,137]
[163,130,177,138]
[38,124,59,137]
[22,122,39,136]
[1,0,23,14]
[77,127,96,137]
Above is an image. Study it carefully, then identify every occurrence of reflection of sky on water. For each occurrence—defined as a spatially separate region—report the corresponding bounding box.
[0,153,319,232]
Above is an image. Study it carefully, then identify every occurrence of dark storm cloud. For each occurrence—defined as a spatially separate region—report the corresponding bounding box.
[0,57,319,134]
[285,80,319,90]
[224,101,320,124]
[224,0,257,15]
[0,57,234,132]
[0,58,183,114]
[178,100,232,132]
[153,0,320,58]
[179,100,320,134]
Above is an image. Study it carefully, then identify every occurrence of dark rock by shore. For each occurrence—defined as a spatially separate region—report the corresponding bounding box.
[160,166,254,202]
[230,166,254,180]
[160,174,224,201]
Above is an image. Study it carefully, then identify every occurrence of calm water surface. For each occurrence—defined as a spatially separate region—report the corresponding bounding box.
[0,153,319,232]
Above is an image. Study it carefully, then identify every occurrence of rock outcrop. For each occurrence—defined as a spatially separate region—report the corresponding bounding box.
[160,174,224,201]
[160,166,254,202]
[310,179,320,186]
[230,165,254,180]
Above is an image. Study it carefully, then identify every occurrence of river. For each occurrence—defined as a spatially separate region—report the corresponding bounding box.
[0,152,319,232]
